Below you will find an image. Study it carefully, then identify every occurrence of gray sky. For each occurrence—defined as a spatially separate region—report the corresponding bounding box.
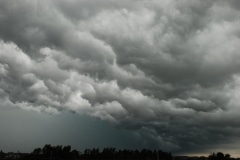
[1,0,240,157]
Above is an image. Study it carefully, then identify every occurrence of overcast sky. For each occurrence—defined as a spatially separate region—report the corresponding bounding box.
[1,0,240,157]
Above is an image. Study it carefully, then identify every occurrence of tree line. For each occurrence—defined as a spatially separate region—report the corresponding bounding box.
[0,145,239,160]
[1,144,172,160]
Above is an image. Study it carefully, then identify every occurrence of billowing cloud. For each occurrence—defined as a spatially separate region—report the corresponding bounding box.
[1,0,240,155]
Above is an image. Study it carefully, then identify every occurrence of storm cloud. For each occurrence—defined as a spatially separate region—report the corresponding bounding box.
[1,0,240,155]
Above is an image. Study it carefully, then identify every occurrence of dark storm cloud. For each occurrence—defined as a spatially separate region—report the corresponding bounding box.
[1,0,240,155]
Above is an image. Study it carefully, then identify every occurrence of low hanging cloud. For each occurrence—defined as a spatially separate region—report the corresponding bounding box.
[1,0,240,154]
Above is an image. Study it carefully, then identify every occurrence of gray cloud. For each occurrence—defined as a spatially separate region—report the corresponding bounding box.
[1,0,240,155]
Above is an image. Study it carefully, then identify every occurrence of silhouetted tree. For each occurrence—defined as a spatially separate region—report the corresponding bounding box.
[42,144,52,157]
[0,150,5,158]
[225,154,231,159]
[208,152,233,160]
[32,147,42,155]
[217,152,225,160]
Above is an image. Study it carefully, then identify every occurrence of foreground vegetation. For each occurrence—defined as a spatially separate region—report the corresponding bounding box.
[0,145,239,160]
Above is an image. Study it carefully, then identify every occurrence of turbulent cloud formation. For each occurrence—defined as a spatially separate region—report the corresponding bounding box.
[1,0,240,154]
